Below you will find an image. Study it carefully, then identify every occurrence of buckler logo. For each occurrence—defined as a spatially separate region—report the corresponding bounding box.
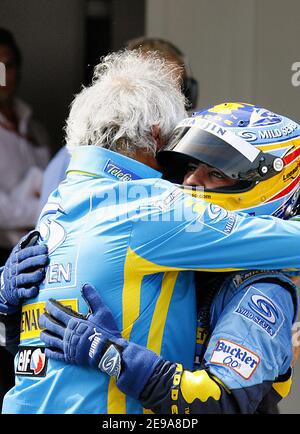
[210,338,260,379]
[215,340,258,367]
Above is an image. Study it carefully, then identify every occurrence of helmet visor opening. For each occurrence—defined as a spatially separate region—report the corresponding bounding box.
[158,124,283,184]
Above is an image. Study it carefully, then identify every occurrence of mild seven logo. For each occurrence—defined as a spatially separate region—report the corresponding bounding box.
[104,159,140,181]
[234,286,284,338]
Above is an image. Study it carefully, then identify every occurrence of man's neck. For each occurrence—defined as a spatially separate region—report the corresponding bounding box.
[133,149,161,171]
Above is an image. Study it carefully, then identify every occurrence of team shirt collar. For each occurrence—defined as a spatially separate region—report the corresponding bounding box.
[66,146,162,181]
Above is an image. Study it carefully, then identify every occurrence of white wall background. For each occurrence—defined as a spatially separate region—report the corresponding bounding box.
[146,0,300,414]
[146,0,300,122]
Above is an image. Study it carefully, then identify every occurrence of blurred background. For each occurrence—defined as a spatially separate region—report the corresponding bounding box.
[1,0,299,413]
[2,0,300,154]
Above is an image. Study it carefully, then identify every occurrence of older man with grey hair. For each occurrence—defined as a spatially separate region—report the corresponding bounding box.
[3,49,300,414]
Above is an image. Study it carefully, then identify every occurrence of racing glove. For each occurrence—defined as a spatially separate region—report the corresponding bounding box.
[39,284,162,399]
[0,230,48,314]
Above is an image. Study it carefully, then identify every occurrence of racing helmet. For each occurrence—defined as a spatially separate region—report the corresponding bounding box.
[157,102,300,217]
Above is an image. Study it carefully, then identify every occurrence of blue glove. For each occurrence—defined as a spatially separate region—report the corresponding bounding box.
[0,231,48,314]
[39,284,162,399]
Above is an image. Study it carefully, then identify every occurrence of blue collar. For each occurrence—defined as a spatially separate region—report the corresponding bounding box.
[66,146,162,181]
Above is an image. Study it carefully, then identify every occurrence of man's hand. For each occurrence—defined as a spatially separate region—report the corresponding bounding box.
[39,284,161,399]
[40,284,123,371]
[0,231,48,314]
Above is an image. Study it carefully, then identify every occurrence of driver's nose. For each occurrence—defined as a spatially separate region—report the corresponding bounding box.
[183,165,207,187]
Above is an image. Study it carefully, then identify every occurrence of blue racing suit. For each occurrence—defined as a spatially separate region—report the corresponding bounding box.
[139,270,298,413]
[3,146,300,414]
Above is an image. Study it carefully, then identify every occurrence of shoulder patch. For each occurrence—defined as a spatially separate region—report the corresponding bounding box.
[234,286,285,339]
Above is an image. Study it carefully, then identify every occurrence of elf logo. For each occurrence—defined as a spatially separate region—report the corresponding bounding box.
[16,346,48,377]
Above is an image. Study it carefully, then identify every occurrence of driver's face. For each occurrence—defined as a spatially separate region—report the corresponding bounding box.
[183,162,238,189]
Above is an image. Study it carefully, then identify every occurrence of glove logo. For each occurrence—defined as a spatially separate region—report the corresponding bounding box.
[98,345,121,379]
[88,328,102,359]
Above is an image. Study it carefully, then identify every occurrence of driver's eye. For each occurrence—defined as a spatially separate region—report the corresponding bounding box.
[187,164,199,173]
[210,170,225,179]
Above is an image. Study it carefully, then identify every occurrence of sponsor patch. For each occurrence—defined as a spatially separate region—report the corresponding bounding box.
[234,286,284,338]
[104,159,140,181]
[21,298,78,341]
[283,164,299,182]
[210,338,260,379]
[205,204,237,235]
[16,346,48,377]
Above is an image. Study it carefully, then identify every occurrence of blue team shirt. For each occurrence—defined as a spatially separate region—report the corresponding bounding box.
[3,146,300,414]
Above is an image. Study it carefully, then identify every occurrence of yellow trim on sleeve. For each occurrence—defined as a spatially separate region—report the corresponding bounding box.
[180,370,222,403]
[272,377,292,398]
[143,408,154,414]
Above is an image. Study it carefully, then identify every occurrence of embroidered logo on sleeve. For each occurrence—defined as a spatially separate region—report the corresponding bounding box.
[210,338,260,380]
[234,286,284,338]
[204,204,237,235]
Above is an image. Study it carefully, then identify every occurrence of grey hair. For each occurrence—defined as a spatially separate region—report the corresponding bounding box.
[65,49,188,156]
